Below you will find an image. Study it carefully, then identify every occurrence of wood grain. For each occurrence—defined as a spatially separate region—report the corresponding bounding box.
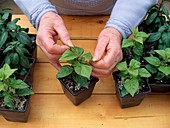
[0,94,170,128]
[2,14,169,128]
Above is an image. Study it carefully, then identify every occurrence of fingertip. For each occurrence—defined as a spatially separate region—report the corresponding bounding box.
[67,40,74,47]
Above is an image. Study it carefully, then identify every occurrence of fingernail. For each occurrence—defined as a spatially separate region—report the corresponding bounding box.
[92,57,98,62]
[67,40,74,47]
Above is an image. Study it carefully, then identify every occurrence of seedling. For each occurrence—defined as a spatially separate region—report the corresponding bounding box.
[144,48,170,80]
[56,46,93,88]
[0,63,34,110]
[116,59,151,97]
[122,27,148,61]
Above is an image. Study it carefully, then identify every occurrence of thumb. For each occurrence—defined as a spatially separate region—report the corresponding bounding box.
[54,21,74,47]
[93,36,109,61]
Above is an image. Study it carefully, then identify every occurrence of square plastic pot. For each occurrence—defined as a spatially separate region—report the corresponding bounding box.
[58,76,99,105]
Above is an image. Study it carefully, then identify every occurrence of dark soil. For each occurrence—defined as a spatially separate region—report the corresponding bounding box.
[0,97,27,111]
[59,77,94,94]
[148,77,170,84]
[114,74,150,96]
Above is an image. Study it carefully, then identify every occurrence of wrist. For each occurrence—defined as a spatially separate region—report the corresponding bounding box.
[104,27,123,42]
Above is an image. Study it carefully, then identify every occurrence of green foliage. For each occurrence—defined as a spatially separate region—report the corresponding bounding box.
[0,63,34,109]
[144,48,170,80]
[142,3,170,33]
[56,46,93,88]
[3,41,30,72]
[0,8,34,76]
[147,23,170,50]
[122,27,148,61]
[116,59,151,97]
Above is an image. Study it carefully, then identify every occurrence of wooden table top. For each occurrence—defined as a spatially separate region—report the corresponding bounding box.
[0,15,170,128]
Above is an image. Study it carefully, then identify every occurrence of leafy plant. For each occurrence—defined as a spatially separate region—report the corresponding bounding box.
[116,59,151,97]
[3,41,30,75]
[56,46,93,88]
[0,63,34,109]
[141,2,170,33]
[144,48,170,80]
[122,27,148,61]
[147,23,170,50]
[0,8,34,76]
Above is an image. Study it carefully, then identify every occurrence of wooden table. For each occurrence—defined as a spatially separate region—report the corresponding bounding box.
[0,15,170,128]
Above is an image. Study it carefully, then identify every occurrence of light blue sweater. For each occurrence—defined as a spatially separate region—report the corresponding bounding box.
[13,0,158,38]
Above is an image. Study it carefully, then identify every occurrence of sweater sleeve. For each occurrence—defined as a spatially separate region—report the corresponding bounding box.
[105,0,158,39]
[13,0,57,29]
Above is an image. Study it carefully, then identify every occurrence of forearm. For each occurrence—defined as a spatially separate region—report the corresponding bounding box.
[105,0,158,39]
[13,0,57,29]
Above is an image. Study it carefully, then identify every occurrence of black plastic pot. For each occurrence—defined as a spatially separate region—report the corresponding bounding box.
[147,78,170,93]
[58,76,99,105]
[113,74,151,108]
[0,96,31,122]
[23,58,36,84]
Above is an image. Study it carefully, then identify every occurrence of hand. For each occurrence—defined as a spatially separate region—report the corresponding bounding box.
[36,12,73,69]
[90,27,123,78]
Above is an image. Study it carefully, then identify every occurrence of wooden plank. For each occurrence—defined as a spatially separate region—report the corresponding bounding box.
[37,40,97,62]
[33,63,115,94]
[12,15,108,39]
[0,94,170,128]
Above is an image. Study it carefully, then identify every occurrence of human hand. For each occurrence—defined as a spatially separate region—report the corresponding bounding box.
[90,27,123,78]
[36,12,73,69]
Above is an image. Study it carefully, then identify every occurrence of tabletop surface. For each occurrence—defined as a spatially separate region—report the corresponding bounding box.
[0,15,170,128]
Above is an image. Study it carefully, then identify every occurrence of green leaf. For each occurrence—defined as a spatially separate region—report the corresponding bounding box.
[7,21,17,30]
[74,64,92,80]
[4,94,15,108]
[138,68,151,78]
[81,52,92,61]
[0,63,17,80]
[3,45,14,54]
[132,27,138,35]
[161,32,170,47]
[72,74,89,88]
[128,69,138,77]
[162,5,169,19]
[134,36,143,44]
[155,72,165,80]
[116,61,127,71]
[0,82,8,91]
[17,88,34,96]
[148,32,161,42]
[122,39,134,48]
[10,79,29,89]
[70,46,84,57]
[120,86,129,97]
[17,32,31,46]
[145,64,157,74]
[0,31,8,49]
[124,79,139,97]
[16,46,24,56]
[20,55,30,68]
[154,49,166,60]
[146,11,157,25]
[56,65,73,78]
[135,32,149,41]
[158,66,170,76]
[59,49,78,61]
[132,43,143,57]
[2,12,9,20]
[144,57,161,67]
[158,25,167,32]
[11,53,19,65]
[165,48,170,59]
[129,59,140,69]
